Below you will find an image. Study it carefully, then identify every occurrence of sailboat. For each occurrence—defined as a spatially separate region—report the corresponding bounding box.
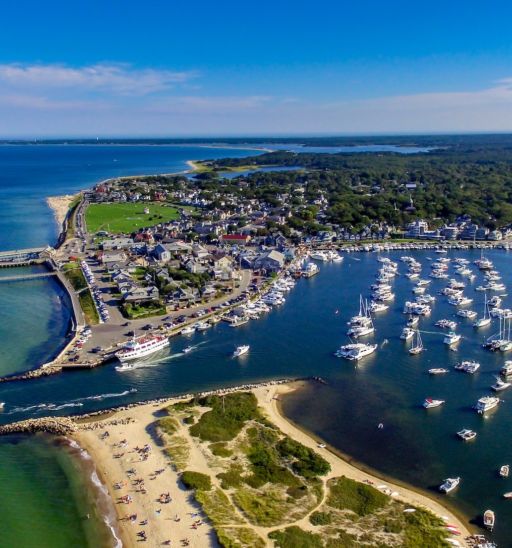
[409,330,424,355]
[500,317,512,352]
[473,294,491,328]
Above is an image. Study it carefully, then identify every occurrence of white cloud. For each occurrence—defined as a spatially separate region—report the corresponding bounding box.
[0,63,196,95]
[146,95,272,113]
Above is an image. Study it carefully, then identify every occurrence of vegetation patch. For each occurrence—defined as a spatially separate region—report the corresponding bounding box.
[233,486,290,527]
[158,416,179,435]
[402,508,450,547]
[209,442,233,458]
[189,392,260,442]
[309,510,333,526]
[63,262,88,291]
[268,526,323,548]
[195,488,244,526]
[327,476,389,517]
[217,464,244,490]
[180,471,212,491]
[85,202,183,234]
[216,527,265,548]
[163,436,190,471]
[121,300,166,319]
[276,437,331,478]
[78,289,99,324]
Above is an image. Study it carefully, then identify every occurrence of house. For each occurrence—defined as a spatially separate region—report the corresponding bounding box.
[124,286,160,302]
[221,234,251,246]
[101,251,127,268]
[153,243,171,263]
[101,237,134,251]
[253,250,286,272]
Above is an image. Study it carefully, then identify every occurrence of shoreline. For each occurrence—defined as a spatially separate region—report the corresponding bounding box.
[46,194,77,228]
[4,378,474,546]
[264,381,474,542]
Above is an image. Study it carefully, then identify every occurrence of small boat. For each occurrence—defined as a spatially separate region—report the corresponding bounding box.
[501,361,512,377]
[439,477,460,493]
[444,332,461,346]
[0,402,5,410]
[429,368,449,375]
[503,492,512,499]
[457,429,477,441]
[454,360,480,374]
[407,316,419,327]
[492,378,511,392]
[233,345,250,357]
[183,346,193,354]
[499,465,510,478]
[180,325,196,335]
[483,509,495,531]
[229,317,249,328]
[400,327,415,340]
[423,398,445,409]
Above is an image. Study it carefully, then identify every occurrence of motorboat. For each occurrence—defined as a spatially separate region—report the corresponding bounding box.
[483,510,495,531]
[0,402,5,410]
[233,345,250,357]
[310,251,329,261]
[180,325,196,335]
[229,317,249,328]
[457,429,477,441]
[368,301,388,313]
[501,361,512,377]
[407,316,419,327]
[475,396,500,414]
[492,378,511,392]
[435,319,457,330]
[454,361,480,374]
[444,332,461,346]
[195,321,211,331]
[429,368,449,375]
[183,345,193,354]
[439,477,460,493]
[503,492,512,499]
[400,327,415,341]
[335,343,377,361]
[423,398,445,409]
[499,465,510,478]
[457,309,477,320]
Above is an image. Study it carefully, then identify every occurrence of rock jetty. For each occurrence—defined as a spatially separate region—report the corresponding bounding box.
[0,417,77,436]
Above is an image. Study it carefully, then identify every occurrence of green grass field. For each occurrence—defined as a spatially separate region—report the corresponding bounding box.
[85,202,183,234]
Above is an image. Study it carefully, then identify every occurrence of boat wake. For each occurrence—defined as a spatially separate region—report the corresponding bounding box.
[7,389,137,414]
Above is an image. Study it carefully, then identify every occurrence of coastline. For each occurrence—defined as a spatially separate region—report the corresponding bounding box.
[12,379,473,547]
[47,194,77,228]
[262,381,473,542]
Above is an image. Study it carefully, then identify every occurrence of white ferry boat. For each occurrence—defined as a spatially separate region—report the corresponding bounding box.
[439,477,460,493]
[475,396,500,414]
[233,345,250,357]
[115,334,169,362]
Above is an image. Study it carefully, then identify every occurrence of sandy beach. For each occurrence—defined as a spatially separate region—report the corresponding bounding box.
[70,382,472,547]
[47,194,77,227]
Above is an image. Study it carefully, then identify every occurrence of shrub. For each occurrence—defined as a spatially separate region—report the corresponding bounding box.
[159,416,179,435]
[268,526,323,548]
[181,471,212,491]
[217,464,244,489]
[190,392,260,442]
[183,415,195,425]
[327,476,389,516]
[276,437,331,478]
[309,511,332,526]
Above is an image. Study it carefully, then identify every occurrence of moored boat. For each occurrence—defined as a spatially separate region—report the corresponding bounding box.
[439,477,460,493]
[483,509,495,531]
[233,345,250,357]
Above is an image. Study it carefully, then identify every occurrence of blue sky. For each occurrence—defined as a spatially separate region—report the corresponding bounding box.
[2,1,512,136]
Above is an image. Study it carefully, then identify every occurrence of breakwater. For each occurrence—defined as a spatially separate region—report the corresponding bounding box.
[0,377,308,435]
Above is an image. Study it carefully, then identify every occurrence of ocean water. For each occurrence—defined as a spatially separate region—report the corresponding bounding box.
[1,249,512,543]
[0,435,114,547]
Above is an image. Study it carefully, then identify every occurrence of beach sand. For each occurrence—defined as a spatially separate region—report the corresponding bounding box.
[46,194,77,227]
[73,401,217,548]
[73,383,472,547]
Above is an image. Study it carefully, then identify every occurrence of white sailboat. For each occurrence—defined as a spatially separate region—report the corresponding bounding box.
[409,330,424,355]
[473,294,491,328]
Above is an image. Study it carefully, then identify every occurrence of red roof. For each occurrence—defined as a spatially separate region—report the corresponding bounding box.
[222,234,249,240]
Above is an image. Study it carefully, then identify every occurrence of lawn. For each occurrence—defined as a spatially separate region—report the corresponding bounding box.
[85,202,184,234]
